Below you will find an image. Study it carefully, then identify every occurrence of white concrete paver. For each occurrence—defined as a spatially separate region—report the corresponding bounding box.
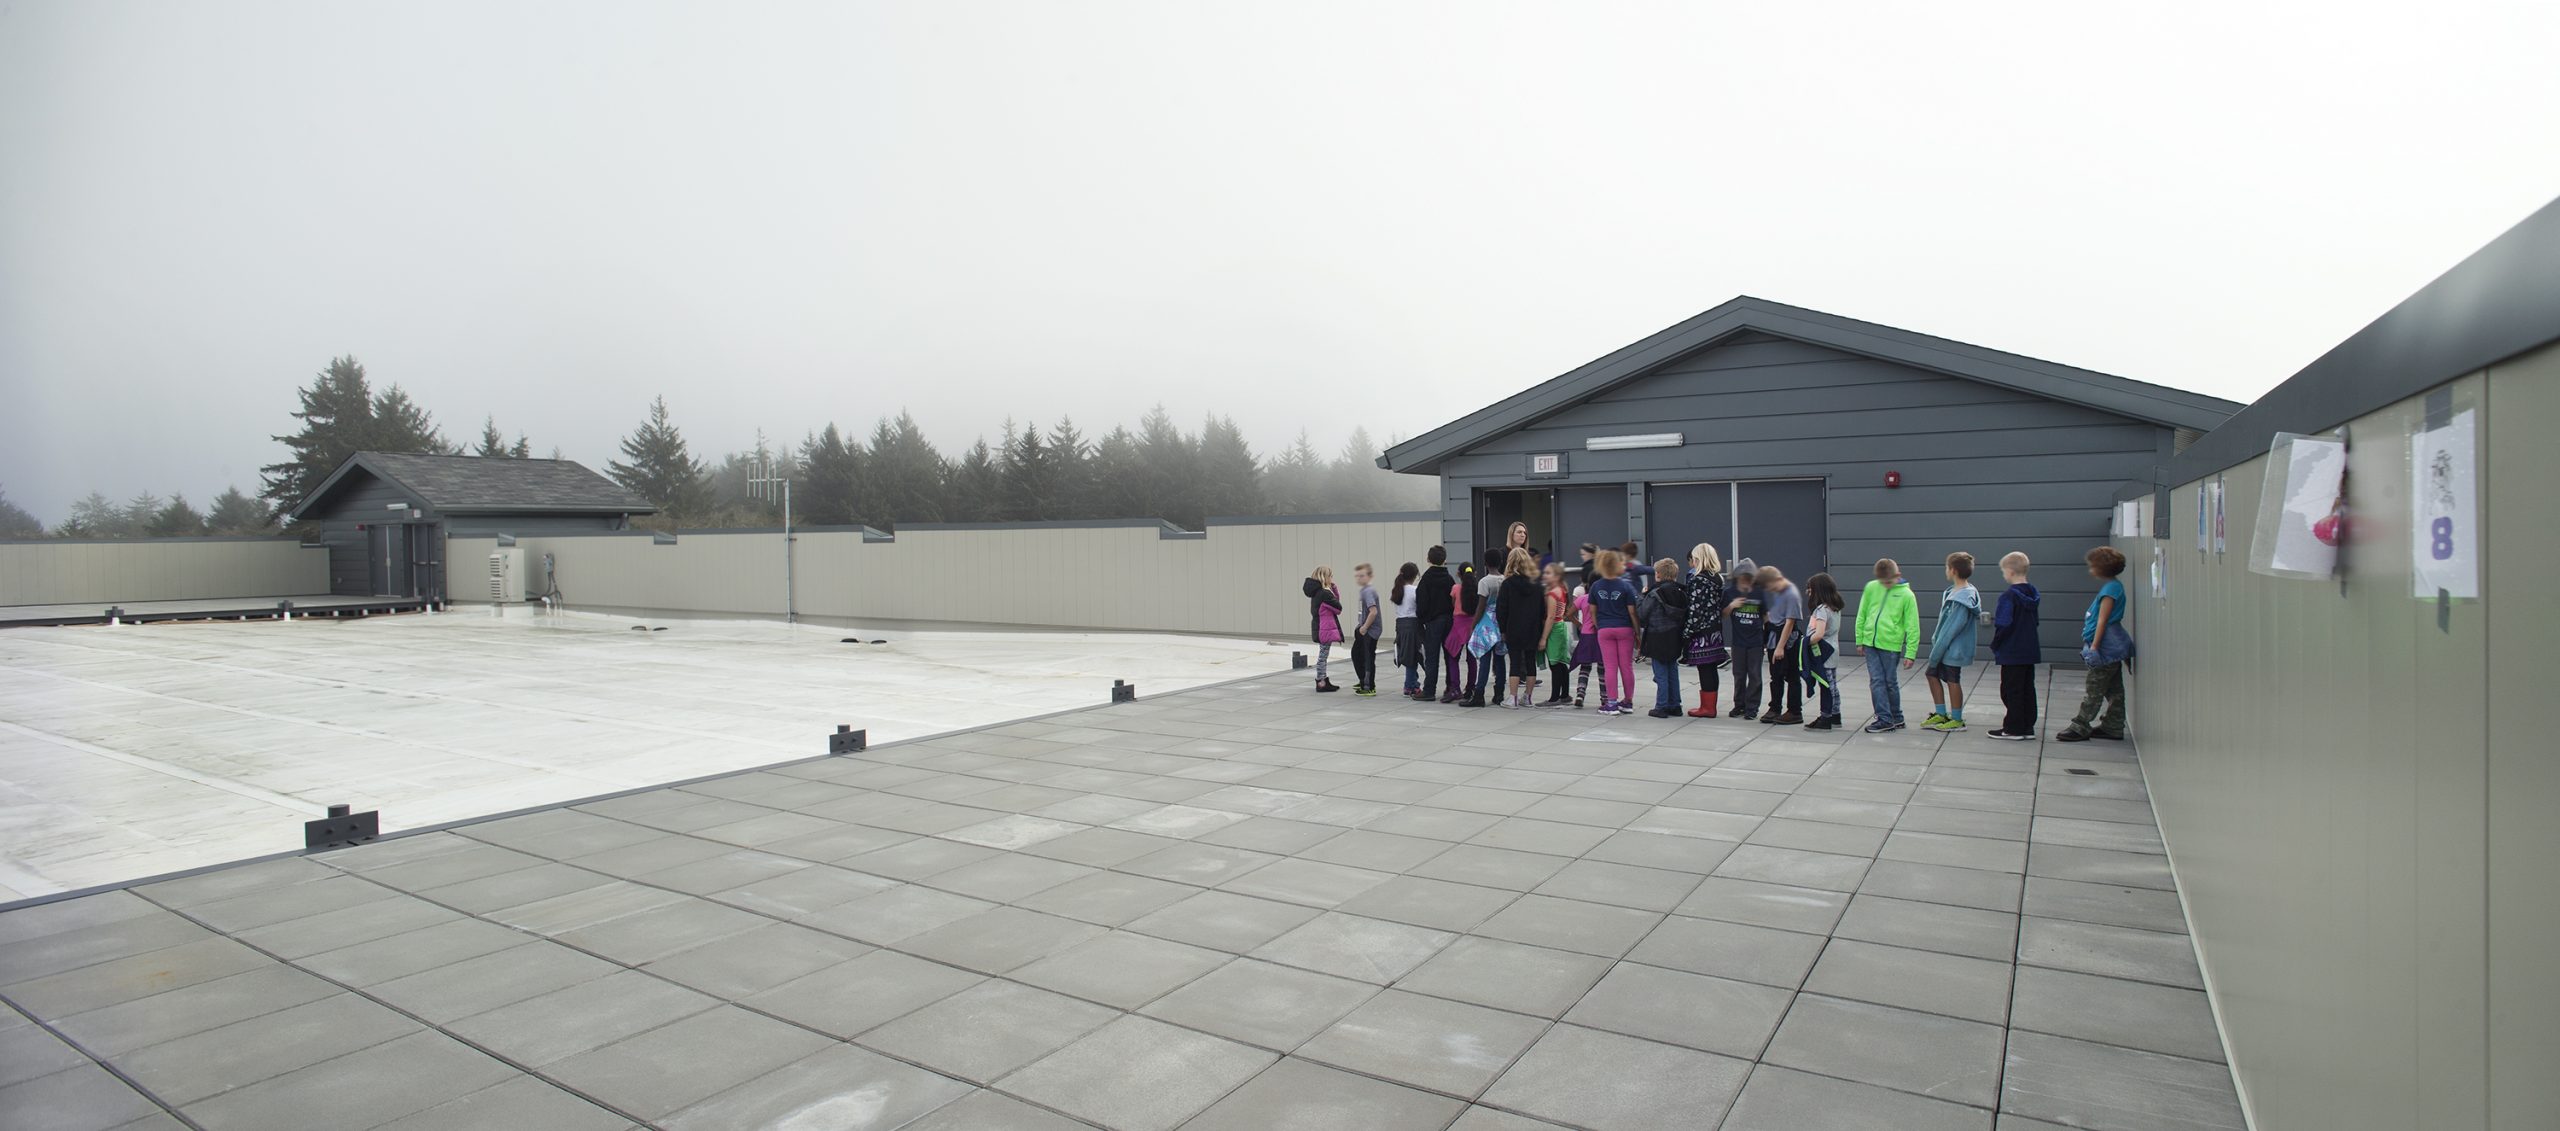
[0,611,1294,897]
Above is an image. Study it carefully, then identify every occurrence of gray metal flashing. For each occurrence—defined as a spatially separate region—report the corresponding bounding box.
[896,517,1197,536]
[1378,296,2243,474]
[0,534,310,546]
[2167,193,2560,485]
[1203,511,1439,526]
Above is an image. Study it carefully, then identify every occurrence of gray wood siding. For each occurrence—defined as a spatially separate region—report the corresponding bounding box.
[302,469,423,595]
[1429,337,2164,664]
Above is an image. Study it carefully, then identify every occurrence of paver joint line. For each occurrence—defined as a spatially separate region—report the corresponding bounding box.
[0,663,2242,1131]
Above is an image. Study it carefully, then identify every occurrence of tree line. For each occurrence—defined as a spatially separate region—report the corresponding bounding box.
[5,355,1433,537]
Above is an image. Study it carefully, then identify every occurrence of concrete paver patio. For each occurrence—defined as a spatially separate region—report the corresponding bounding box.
[0,660,2244,1130]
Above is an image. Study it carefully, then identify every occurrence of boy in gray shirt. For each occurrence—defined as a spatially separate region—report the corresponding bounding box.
[1758,566,1805,723]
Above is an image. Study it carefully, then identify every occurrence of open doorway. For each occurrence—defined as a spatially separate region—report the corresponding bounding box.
[1477,486,1624,565]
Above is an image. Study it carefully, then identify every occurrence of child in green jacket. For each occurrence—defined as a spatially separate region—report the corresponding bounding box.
[1855,558,1920,732]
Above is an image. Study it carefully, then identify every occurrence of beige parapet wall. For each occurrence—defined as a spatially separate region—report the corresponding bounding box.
[2129,341,2555,1130]
[449,514,1444,641]
[0,537,331,606]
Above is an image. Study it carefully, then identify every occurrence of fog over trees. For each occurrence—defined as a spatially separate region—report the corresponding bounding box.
[13,356,1434,536]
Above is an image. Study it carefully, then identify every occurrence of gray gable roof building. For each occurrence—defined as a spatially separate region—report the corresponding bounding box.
[289,452,651,600]
[1379,297,2243,665]
[1381,296,2240,476]
[288,452,653,520]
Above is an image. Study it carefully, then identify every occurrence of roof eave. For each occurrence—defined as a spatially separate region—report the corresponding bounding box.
[1379,296,2242,474]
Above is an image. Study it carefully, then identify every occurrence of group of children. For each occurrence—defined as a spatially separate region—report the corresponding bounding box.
[1301,537,2134,741]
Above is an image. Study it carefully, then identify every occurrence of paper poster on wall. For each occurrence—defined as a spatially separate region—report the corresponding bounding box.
[2149,546,2165,599]
[2114,500,2142,538]
[2410,410,2478,598]
[2195,483,2208,551]
[2210,478,2226,555]
[2248,433,2347,580]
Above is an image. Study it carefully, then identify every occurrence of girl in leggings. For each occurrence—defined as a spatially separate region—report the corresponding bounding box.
[1585,549,1642,715]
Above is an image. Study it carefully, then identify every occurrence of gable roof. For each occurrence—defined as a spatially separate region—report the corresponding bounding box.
[288,452,654,520]
[1378,296,2243,474]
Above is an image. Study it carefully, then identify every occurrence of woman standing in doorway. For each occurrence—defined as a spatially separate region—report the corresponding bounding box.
[1683,543,1728,717]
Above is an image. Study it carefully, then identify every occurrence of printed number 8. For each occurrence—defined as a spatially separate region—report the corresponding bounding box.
[2430,517,2454,561]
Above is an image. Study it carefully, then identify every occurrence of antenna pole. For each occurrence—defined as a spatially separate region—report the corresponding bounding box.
[749,456,796,625]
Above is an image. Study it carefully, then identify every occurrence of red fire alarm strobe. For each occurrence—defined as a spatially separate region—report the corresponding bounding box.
[1884,471,1902,488]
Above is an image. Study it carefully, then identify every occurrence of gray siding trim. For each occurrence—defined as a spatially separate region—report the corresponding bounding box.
[1381,296,2241,473]
[2170,193,2560,484]
[1205,511,1441,526]
[0,535,305,546]
[898,518,1192,535]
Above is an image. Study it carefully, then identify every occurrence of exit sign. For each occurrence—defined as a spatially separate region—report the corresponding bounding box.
[1527,453,1566,478]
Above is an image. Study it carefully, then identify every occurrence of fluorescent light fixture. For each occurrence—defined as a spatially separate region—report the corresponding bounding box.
[1585,432,1684,451]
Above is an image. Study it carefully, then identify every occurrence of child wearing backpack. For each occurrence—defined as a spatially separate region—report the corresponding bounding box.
[1303,566,1343,693]
[1922,552,1982,732]
[1799,572,1846,730]
[1640,559,1692,717]
[1569,583,1600,707]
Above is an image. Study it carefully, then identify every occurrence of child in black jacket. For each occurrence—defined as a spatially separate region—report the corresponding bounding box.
[1303,567,1343,693]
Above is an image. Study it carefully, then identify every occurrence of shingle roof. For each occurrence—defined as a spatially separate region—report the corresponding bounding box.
[1378,296,2245,475]
[289,452,654,518]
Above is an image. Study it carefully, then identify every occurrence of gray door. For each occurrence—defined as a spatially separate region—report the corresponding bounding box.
[1647,483,1733,569]
[1737,479,1828,584]
[1556,486,1625,564]
[375,523,412,596]
[366,526,389,595]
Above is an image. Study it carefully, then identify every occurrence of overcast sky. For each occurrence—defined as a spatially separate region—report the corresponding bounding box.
[3,2,2555,522]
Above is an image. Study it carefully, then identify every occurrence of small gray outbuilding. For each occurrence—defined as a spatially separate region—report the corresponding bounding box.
[287,452,653,601]
[1378,297,2242,661]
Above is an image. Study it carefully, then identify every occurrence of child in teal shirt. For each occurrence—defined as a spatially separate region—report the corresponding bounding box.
[2059,546,2132,741]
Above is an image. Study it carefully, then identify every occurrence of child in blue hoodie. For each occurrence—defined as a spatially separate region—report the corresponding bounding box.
[1987,551,2041,739]
[1922,552,1981,731]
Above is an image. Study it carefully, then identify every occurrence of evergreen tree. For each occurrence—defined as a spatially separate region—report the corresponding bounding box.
[148,495,207,537]
[1002,419,1055,521]
[1084,427,1147,518]
[511,435,532,459]
[1046,418,1091,519]
[60,492,124,537]
[1135,405,1202,528]
[607,396,714,521]
[1261,431,1326,514]
[864,412,945,527]
[943,439,1004,522]
[1196,414,1264,520]
[798,425,863,526]
[368,385,451,453]
[260,356,374,515]
[475,417,510,457]
[123,492,164,533]
[1326,426,1385,512]
[259,356,453,517]
[206,487,270,535]
[0,486,40,538]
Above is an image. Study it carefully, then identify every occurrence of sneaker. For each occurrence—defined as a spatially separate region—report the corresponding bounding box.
[1573,697,1586,709]
[2056,728,2092,742]
[1987,728,2032,741]
[1922,712,1950,728]
[1930,717,1965,732]
[1727,706,1749,718]
[1493,697,1513,709]
[1805,716,1837,731]
[1646,706,1673,718]
[1888,720,1907,731]
[1355,687,1378,698]
[1862,719,1894,733]
[1597,702,1621,716]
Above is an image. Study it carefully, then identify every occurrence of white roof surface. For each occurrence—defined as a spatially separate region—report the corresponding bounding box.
[0,609,1295,898]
